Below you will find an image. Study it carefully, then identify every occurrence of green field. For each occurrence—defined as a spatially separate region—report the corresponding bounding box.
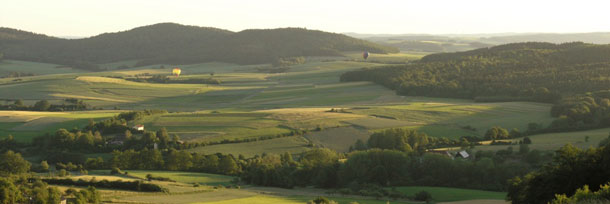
[0,60,86,75]
[393,186,506,202]
[125,170,234,185]
[188,136,311,157]
[456,128,610,152]
[0,110,119,142]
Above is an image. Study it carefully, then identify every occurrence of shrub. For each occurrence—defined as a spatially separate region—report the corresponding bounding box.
[414,191,432,203]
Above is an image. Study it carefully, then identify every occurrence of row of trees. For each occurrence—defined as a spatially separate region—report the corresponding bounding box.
[84,148,241,175]
[0,98,90,111]
[239,147,547,191]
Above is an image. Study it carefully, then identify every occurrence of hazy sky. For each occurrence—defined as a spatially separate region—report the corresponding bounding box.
[2,0,609,37]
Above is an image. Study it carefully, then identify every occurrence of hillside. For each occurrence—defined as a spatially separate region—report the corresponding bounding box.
[342,42,610,131]
[0,23,398,70]
[342,42,610,101]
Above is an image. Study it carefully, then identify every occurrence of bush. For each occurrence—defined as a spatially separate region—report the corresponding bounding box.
[414,191,432,203]
[110,167,121,175]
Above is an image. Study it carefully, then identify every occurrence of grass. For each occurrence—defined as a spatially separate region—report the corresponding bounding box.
[188,136,311,157]
[125,170,234,185]
[392,186,506,202]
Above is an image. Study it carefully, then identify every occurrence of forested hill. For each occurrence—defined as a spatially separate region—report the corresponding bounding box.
[342,42,610,103]
[0,23,398,70]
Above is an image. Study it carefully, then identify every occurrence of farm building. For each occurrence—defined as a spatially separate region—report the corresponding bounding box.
[133,124,144,131]
[456,150,470,159]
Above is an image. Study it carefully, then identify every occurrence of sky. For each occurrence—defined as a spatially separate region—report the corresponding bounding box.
[1,0,610,37]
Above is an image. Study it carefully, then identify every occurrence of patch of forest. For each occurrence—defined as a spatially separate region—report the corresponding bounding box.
[0,23,397,70]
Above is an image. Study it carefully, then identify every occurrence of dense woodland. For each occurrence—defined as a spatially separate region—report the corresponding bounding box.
[342,42,610,132]
[0,23,397,70]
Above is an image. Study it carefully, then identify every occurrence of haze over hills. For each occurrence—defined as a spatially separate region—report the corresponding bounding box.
[0,23,398,70]
[346,32,610,53]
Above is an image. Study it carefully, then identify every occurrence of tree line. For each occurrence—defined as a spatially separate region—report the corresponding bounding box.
[0,98,90,111]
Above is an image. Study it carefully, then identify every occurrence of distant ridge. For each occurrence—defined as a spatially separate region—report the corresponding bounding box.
[0,23,398,70]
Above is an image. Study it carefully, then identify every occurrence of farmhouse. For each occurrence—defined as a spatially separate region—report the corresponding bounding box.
[133,124,144,131]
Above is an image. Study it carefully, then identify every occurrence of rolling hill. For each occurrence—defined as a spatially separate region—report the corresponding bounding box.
[0,23,398,71]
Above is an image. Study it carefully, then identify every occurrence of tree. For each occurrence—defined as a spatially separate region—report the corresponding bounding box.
[40,161,50,172]
[0,151,31,174]
[354,139,367,151]
[219,156,239,175]
[33,100,51,111]
[522,137,532,144]
[156,127,170,148]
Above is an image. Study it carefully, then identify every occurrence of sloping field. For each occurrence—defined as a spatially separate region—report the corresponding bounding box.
[304,126,370,152]
[0,60,84,75]
[188,136,311,157]
[463,128,610,152]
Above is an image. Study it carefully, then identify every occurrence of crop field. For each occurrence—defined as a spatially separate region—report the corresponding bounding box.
[349,101,554,139]
[304,126,370,152]
[392,186,506,202]
[454,128,610,152]
[0,110,119,142]
[188,136,311,157]
[0,60,85,75]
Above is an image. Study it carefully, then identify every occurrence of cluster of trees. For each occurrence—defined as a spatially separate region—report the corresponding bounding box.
[239,147,545,191]
[0,150,102,204]
[43,178,167,192]
[1,71,34,78]
[0,23,397,70]
[351,128,487,153]
[0,98,90,111]
[341,42,610,104]
[548,93,610,131]
[272,56,306,67]
[507,143,610,203]
[32,110,170,154]
[86,149,241,175]
[550,183,610,204]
